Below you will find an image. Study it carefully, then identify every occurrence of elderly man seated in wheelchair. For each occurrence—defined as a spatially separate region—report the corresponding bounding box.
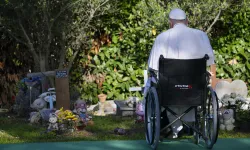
[144,8,219,149]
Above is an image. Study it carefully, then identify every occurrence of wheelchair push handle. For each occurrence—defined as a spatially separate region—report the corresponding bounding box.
[204,54,209,60]
[148,69,157,78]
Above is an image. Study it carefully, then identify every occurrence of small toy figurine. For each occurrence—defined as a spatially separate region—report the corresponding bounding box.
[47,113,59,132]
[73,100,92,126]
[135,101,144,123]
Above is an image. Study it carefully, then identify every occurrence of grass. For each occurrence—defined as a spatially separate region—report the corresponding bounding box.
[0,115,144,144]
[1,114,250,144]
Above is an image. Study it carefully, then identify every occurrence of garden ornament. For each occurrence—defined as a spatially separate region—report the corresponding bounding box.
[24,76,41,107]
[30,98,47,111]
[40,109,56,122]
[29,112,41,124]
[73,100,87,114]
[73,100,91,125]
[126,97,139,108]
[39,88,56,110]
[29,98,47,124]
[47,113,59,131]
[135,101,144,123]
[220,109,235,131]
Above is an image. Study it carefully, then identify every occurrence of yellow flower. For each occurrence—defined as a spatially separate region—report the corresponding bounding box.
[152,28,156,36]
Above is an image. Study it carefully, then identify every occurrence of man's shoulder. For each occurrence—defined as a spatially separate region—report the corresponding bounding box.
[156,29,172,40]
[188,27,207,36]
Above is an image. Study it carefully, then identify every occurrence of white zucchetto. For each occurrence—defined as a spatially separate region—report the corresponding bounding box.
[169,8,187,20]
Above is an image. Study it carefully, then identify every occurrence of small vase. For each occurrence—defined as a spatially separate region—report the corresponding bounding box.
[98,94,107,103]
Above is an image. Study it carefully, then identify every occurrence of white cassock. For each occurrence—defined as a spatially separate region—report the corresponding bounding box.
[146,23,215,134]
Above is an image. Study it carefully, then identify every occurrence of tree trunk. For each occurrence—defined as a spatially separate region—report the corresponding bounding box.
[33,59,40,72]
[40,55,46,72]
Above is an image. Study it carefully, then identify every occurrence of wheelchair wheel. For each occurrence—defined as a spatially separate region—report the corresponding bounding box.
[145,87,160,150]
[203,86,219,149]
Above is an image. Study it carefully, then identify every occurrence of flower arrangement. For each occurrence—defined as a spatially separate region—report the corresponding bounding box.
[218,93,250,123]
[55,107,78,130]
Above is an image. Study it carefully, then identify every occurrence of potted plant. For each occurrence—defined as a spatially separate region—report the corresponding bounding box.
[98,93,107,103]
[95,73,107,103]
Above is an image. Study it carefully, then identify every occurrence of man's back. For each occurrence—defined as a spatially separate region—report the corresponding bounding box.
[148,23,215,71]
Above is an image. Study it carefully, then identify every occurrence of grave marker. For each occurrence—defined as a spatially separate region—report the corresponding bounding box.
[55,69,70,110]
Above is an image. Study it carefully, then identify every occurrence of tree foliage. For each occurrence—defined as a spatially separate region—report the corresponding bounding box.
[213,3,250,92]
[0,31,32,108]
[72,0,250,103]
[0,0,116,72]
[1,0,249,106]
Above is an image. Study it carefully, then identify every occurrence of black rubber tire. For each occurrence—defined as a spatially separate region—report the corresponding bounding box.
[203,86,219,149]
[144,87,160,150]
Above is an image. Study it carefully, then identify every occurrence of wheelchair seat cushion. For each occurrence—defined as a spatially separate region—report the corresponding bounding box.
[158,56,207,106]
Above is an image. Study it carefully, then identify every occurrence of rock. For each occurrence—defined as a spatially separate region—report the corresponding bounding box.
[117,128,126,135]
[114,128,126,135]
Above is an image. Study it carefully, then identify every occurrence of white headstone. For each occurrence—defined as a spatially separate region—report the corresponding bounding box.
[215,80,248,100]
[215,81,232,100]
[230,80,248,98]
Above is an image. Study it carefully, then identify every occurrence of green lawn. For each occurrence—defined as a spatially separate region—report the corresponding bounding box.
[1,115,250,144]
[0,115,144,144]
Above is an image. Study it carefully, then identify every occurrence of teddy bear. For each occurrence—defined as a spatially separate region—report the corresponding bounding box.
[29,98,47,124]
[220,109,235,131]
[31,98,47,111]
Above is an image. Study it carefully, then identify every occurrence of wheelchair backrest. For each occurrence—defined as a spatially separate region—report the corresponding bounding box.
[158,55,208,106]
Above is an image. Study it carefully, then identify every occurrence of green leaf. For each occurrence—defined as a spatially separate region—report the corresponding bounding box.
[99,52,105,61]
[122,77,130,81]
[93,55,100,65]
[131,75,137,81]
[112,36,118,44]
[107,92,114,99]
[88,64,96,68]
[246,62,250,70]
[104,51,110,59]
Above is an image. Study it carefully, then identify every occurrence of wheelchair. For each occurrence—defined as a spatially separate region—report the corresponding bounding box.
[144,55,219,150]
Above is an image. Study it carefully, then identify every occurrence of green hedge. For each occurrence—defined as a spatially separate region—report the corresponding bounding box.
[71,1,250,104]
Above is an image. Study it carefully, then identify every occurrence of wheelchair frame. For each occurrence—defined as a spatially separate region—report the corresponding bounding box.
[144,55,219,150]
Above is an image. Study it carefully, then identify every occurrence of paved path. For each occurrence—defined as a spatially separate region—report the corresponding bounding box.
[1,138,250,150]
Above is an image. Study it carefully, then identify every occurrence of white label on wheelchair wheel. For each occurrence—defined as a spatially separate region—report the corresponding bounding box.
[129,87,142,91]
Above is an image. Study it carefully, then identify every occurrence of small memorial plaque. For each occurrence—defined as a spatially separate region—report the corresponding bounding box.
[56,70,68,78]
